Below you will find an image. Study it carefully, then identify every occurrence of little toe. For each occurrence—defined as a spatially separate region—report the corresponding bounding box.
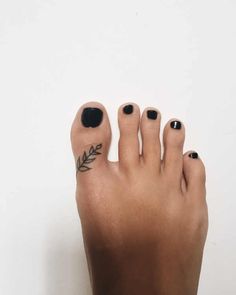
[140,107,161,170]
[118,103,141,170]
[71,102,111,176]
[162,119,185,185]
[183,151,206,200]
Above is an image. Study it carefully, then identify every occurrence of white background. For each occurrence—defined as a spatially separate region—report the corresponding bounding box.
[0,0,236,294]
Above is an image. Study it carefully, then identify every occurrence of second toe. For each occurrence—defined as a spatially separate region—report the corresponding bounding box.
[118,103,141,171]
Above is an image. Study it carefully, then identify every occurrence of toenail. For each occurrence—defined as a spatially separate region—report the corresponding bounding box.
[123,104,133,114]
[147,110,158,120]
[189,152,199,159]
[170,120,182,130]
[81,107,103,128]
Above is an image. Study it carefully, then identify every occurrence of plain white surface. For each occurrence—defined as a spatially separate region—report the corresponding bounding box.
[0,0,236,294]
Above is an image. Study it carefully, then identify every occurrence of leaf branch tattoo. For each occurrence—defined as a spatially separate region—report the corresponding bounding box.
[76,143,102,173]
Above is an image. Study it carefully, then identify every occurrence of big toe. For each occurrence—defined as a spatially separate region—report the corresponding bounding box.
[71,102,111,176]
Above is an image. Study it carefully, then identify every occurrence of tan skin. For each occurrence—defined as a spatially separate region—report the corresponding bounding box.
[71,102,208,295]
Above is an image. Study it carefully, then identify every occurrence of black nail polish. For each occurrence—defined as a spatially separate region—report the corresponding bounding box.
[170,120,182,130]
[123,104,133,114]
[147,110,158,120]
[189,152,199,159]
[81,107,103,128]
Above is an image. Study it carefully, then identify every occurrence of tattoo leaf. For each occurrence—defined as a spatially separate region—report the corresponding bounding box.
[89,146,94,154]
[79,166,91,172]
[76,143,103,173]
[84,157,96,163]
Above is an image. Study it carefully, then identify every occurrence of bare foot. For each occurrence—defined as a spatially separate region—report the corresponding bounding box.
[71,102,208,295]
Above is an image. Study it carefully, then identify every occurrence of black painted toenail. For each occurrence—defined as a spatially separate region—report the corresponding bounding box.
[189,152,199,159]
[81,107,103,128]
[170,120,182,130]
[123,104,133,114]
[147,110,158,120]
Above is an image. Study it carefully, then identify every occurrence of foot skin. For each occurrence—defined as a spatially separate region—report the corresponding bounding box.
[71,102,208,295]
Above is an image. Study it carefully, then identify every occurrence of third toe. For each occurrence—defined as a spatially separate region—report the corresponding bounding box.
[140,107,161,170]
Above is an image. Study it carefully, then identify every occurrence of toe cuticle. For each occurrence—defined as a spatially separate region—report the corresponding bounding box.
[123,104,134,114]
[81,107,103,128]
[189,152,199,159]
[170,120,182,130]
[147,110,158,120]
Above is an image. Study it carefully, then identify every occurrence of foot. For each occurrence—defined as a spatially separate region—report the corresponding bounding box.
[71,102,208,295]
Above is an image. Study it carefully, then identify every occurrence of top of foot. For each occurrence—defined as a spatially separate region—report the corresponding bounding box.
[71,102,208,295]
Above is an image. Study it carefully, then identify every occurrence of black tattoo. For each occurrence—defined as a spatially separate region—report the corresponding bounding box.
[76,143,102,173]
